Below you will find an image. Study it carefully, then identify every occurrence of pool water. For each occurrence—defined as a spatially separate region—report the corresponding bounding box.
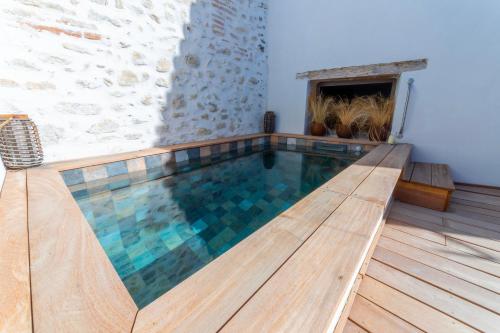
[71,148,359,308]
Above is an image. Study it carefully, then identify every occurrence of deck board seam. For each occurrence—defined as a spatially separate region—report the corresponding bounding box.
[350,293,424,333]
[370,255,500,315]
[25,171,34,333]
[216,193,356,332]
[217,146,399,333]
[378,235,500,294]
[364,268,482,332]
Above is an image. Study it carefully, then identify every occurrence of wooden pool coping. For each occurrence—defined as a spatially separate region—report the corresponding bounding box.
[0,133,410,333]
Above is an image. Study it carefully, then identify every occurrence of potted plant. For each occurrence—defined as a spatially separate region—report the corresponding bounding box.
[366,95,394,142]
[308,94,332,136]
[330,97,367,139]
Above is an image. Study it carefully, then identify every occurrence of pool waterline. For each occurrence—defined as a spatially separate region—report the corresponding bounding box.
[66,146,362,308]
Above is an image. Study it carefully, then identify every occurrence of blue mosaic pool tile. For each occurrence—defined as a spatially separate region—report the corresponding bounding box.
[62,169,85,186]
[106,161,128,177]
[295,138,306,148]
[187,147,200,160]
[229,141,238,152]
[313,142,348,153]
[174,150,189,164]
[244,139,252,152]
[210,144,221,158]
[145,155,162,169]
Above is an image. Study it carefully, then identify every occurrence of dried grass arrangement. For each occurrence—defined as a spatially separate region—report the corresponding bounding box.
[330,97,368,139]
[308,94,333,136]
[364,95,394,142]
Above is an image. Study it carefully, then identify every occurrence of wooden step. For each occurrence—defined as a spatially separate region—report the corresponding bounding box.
[395,162,455,211]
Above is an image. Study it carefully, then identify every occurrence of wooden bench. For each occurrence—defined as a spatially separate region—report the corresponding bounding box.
[395,162,455,211]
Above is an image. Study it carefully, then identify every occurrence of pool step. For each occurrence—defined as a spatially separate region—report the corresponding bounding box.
[395,162,455,211]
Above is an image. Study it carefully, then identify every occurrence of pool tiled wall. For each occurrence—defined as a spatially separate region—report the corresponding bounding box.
[61,135,375,191]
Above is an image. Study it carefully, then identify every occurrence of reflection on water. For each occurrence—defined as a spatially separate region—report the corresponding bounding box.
[74,149,357,308]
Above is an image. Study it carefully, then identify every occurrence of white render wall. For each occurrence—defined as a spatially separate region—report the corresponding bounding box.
[0,0,267,162]
[267,0,500,186]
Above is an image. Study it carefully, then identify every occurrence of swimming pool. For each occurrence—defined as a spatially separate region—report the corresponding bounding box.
[65,144,361,308]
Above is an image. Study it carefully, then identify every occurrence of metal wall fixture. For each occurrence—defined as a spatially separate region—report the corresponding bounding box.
[397,78,414,138]
[0,114,44,169]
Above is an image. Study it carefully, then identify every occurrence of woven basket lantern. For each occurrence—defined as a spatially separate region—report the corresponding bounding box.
[0,115,43,169]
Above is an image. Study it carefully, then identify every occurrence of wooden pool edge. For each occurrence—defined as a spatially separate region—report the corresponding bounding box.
[1,134,409,333]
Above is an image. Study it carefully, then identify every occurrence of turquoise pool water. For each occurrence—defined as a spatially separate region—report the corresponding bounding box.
[70,147,359,308]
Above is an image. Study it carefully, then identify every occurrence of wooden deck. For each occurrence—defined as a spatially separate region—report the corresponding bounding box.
[342,185,500,333]
[1,137,411,333]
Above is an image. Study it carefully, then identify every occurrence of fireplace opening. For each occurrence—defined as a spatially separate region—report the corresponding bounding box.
[318,81,393,101]
[307,76,398,140]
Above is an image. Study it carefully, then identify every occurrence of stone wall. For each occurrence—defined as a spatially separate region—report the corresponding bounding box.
[0,0,268,162]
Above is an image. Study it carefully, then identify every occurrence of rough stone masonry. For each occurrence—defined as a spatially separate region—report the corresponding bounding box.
[0,0,268,162]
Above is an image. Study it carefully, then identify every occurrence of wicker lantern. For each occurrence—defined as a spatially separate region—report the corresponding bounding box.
[263,111,276,134]
[0,114,43,169]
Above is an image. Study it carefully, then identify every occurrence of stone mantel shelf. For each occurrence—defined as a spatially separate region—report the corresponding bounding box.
[296,58,428,81]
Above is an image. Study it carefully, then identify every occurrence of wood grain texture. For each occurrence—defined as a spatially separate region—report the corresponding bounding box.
[367,260,500,332]
[343,320,368,333]
[357,277,477,333]
[395,180,451,211]
[379,231,500,293]
[133,190,347,333]
[0,171,32,333]
[373,247,500,315]
[353,144,412,208]
[432,164,455,190]
[348,296,423,333]
[323,144,394,195]
[401,162,415,182]
[411,163,432,186]
[27,168,137,333]
[296,58,428,80]
[220,198,385,333]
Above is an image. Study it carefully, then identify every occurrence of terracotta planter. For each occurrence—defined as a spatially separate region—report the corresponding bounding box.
[310,122,326,136]
[368,125,390,142]
[335,123,357,139]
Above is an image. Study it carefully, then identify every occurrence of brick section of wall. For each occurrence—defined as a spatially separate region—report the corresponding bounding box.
[0,0,268,162]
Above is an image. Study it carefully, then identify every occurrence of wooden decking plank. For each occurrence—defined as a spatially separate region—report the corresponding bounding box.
[323,144,394,195]
[378,233,500,293]
[390,204,443,224]
[386,218,446,245]
[357,276,477,333]
[431,164,455,190]
[443,218,500,252]
[373,247,500,315]
[220,198,385,333]
[401,162,415,182]
[389,210,500,253]
[367,260,500,332]
[382,227,500,278]
[133,190,347,333]
[353,144,412,207]
[449,202,500,219]
[444,210,500,229]
[453,190,500,207]
[28,168,138,333]
[452,197,500,213]
[411,163,432,186]
[446,237,500,264]
[0,171,31,333]
[349,295,423,333]
[343,320,369,333]
[455,184,500,197]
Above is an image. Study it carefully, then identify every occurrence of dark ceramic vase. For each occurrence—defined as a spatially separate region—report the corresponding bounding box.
[263,111,276,134]
[310,122,326,136]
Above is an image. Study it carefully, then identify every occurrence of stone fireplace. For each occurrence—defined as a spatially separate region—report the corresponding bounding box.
[297,59,428,138]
